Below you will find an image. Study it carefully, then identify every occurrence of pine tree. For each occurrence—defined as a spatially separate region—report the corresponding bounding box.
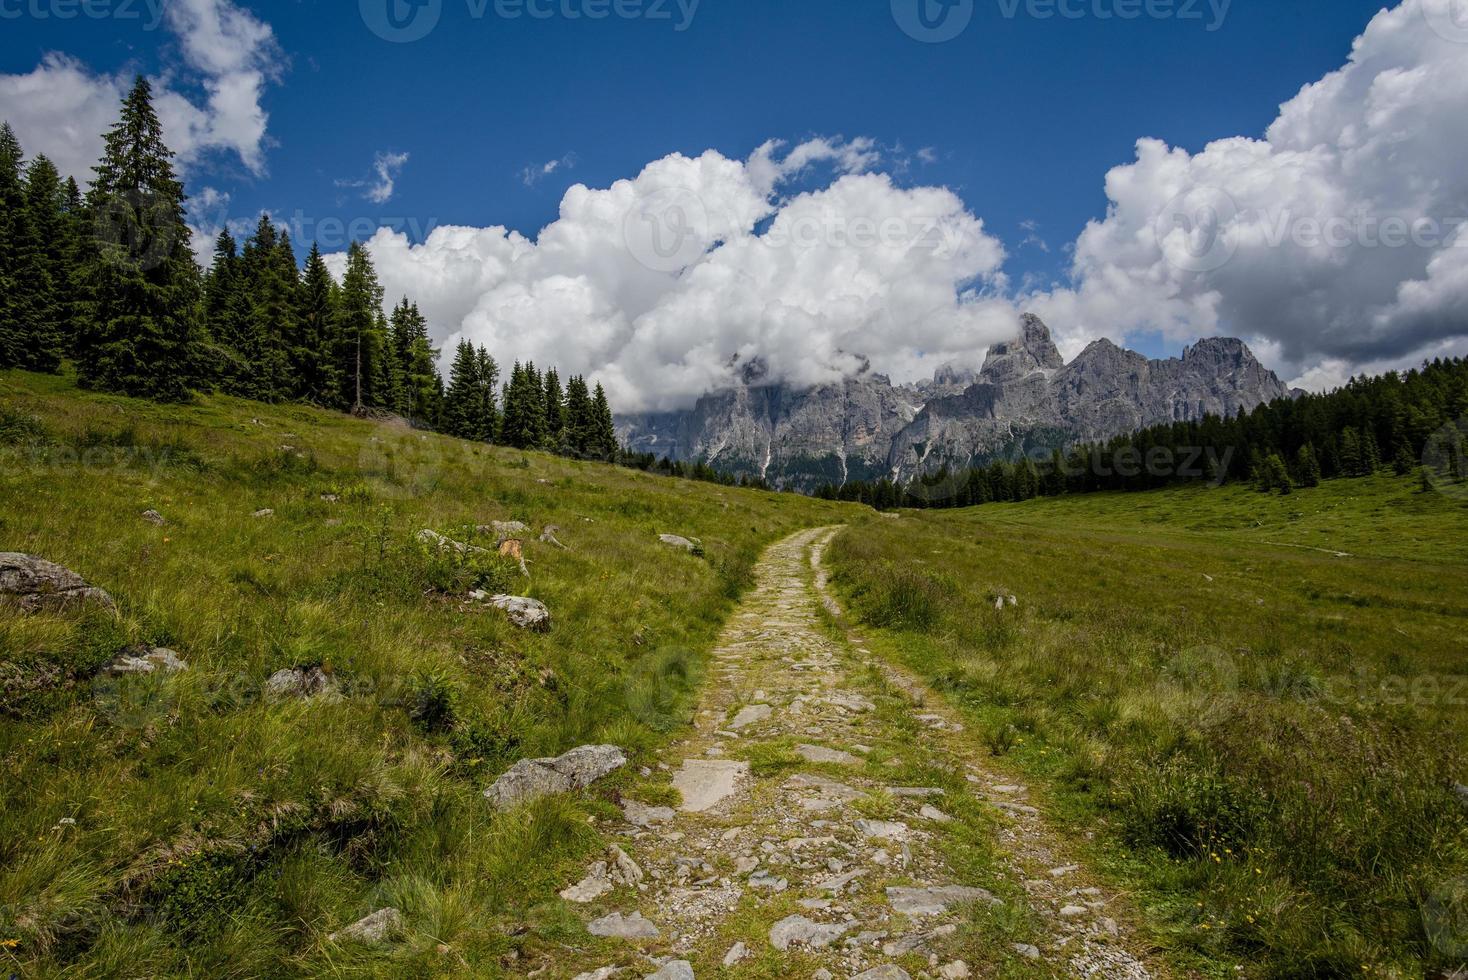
[75,78,204,401]
[59,177,86,355]
[590,382,617,460]
[0,123,27,369]
[203,229,247,389]
[543,367,565,450]
[500,361,547,449]
[563,374,593,456]
[336,242,386,412]
[232,215,298,400]
[295,243,340,404]
[474,346,499,441]
[1340,428,1364,477]
[1392,440,1417,477]
[1296,444,1322,488]
[1361,427,1382,474]
[16,154,67,372]
[389,300,440,427]
[442,340,482,439]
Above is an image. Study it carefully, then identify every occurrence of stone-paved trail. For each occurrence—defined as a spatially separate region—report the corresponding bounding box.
[563,527,1162,980]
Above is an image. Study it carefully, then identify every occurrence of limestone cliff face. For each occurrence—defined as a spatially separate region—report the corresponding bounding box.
[616,314,1292,489]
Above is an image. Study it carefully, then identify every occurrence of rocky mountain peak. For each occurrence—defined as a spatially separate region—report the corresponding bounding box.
[979,314,1065,385]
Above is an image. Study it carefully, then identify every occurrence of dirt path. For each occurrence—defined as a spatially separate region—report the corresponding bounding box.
[561,527,1162,979]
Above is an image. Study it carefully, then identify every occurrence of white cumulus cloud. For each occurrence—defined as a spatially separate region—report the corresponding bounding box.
[0,0,283,181]
[1027,0,1468,388]
[329,138,1016,412]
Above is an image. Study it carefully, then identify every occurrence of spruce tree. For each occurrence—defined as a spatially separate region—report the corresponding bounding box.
[443,340,482,438]
[336,242,386,412]
[1340,428,1364,477]
[543,367,565,450]
[500,361,547,449]
[474,346,500,441]
[1296,444,1322,488]
[563,374,593,456]
[17,154,67,372]
[75,77,204,401]
[295,243,340,404]
[59,177,86,354]
[590,382,617,460]
[204,229,248,389]
[0,123,26,369]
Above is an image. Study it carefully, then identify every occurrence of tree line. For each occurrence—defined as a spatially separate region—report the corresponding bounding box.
[0,78,619,460]
[819,355,1468,510]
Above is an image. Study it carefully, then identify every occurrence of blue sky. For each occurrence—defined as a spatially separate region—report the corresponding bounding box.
[3,0,1465,406]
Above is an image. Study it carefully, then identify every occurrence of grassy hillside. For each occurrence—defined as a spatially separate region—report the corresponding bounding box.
[827,478,1468,977]
[0,368,850,977]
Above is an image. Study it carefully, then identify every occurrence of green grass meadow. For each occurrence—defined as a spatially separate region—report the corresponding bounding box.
[828,479,1468,977]
[0,368,848,977]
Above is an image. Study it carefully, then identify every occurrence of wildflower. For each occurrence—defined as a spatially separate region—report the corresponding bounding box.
[1,938,19,949]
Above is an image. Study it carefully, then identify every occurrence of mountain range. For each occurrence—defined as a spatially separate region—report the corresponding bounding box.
[615,315,1294,491]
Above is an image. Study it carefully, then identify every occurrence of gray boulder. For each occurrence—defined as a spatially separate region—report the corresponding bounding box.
[265,666,337,700]
[586,911,659,939]
[479,521,530,544]
[539,525,569,549]
[0,553,115,613]
[886,885,1000,916]
[328,907,403,944]
[659,534,699,552]
[645,962,694,980]
[417,529,487,556]
[103,648,188,676]
[484,744,627,809]
[474,593,551,632]
[141,510,167,526]
[768,914,849,950]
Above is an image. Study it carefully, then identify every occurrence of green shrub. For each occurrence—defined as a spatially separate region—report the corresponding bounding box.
[866,564,951,630]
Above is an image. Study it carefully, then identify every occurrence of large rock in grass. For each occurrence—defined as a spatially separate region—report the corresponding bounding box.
[328,907,403,944]
[103,648,188,676]
[484,744,627,809]
[416,529,487,556]
[472,593,551,632]
[265,666,337,700]
[0,554,115,613]
[659,534,700,553]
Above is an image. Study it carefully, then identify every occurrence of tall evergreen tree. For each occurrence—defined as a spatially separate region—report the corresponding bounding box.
[500,361,548,449]
[335,242,386,412]
[543,367,565,449]
[203,229,248,389]
[295,243,340,404]
[590,382,617,460]
[442,340,482,439]
[1296,444,1322,488]
[563,374,593,456]
[16,154,67,372]
[388,299,440,426]
[0,122,27,369]
[474,345,500,441]
[74,78,204,400]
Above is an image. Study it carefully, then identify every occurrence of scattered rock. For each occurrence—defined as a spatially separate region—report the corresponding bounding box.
[586,911,659,939]
[0,553,115,613]
[796,744,860,766]
[659,534,700,553]
[252,508,275,519]
[483,744,627,809]
[265,666,336,700]
[1059,905,1088,918]
[852,967,911,980]
[728,703,772,730]
[1454,783,1468,808]
[855,819,910,840]
[644,962,693,980]
[748,870,788,892]
[480,521,530,543]
[320,493,340,503]
[622,799,676,827]
[141,509,166,526]
[560,865,613,903]
[102,647,188,676]
[721,942,749,967]
[1049,865,1080,878]
[328,907,403,945]
[939,963,971,980]
[768,914,850,951]
[540,525,569,549]
[919,805,953,824]
[1012,943,1041,959]
[672,759,749,812]
[417,529,487,555]
[886,885,1000,916]
[572,969,621,980]
[473,594,552,631]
